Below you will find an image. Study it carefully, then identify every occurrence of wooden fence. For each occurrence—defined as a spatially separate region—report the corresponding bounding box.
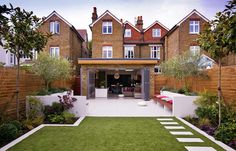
[154,65,236,104]
[0,67,75,119]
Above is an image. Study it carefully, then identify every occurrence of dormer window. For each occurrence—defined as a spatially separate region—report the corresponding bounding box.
[50,21,60,34]
[102,21,112,34]
[152,29,161,37]
[189,20,199,34]
[124,29,131,37]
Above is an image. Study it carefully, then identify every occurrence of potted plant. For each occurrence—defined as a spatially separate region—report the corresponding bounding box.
[99,81,106,88]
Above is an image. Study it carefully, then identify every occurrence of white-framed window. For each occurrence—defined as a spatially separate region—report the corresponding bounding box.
[124,46,134,58]
[189,21,200,34]
[190,46,200,55]
[102,46,112,58]
[152,29,161,37]
[150,46,160,59]
[102,22,112,34]
[154,66,162,74]
[50,47,60,57]
[50,21,60,34]
[124,29,131,37]
[9,53,16,65]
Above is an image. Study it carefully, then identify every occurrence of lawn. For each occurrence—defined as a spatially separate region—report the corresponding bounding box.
[8,117,225,151]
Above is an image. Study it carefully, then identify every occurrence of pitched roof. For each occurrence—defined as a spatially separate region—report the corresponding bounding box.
[164,9,210,37]
[42,11,84,42]
[89,10,123,27]
[144,20,169,32]
[77,29,88,41]
[124,21,141,32]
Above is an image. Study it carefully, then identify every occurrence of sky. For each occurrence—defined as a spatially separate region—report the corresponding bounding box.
[1,0,228,40]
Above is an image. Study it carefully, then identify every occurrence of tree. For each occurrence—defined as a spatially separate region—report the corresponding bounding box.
[197,0,236,126]
[160,52,205,89]
[32,52,72,92]
[0,4,50,120]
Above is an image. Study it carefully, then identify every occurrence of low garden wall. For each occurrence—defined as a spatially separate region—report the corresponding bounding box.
[161,91,198,117]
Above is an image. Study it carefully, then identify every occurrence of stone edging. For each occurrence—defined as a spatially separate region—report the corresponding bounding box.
[177,117,235,151]
[0,116,86,151]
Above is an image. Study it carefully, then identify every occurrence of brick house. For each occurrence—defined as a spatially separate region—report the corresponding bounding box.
[77,29,90,58]
[78,8,168,100]
[39,11,85,74]
[163,9,209,60]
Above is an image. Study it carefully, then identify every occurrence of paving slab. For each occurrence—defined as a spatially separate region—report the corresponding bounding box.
[156,118,173,121]
[170,131,193,135]
[177,138,204,142]
[160,122,179,125]
[185,146,216,151]
[164,126,185,129]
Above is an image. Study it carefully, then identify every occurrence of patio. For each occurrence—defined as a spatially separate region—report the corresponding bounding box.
[87,98,172,117]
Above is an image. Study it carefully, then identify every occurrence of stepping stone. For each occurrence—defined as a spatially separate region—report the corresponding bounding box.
[185,146,216,151]
[156,118,173,121]
[164,126,185,129]
[170,131,193,135]
[177,138,204,142]
[160,122,179,125]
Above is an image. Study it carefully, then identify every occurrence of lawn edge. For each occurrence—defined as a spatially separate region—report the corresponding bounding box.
[177,117,235,151]
[0,116,86,151]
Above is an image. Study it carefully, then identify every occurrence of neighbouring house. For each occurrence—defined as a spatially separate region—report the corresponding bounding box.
[77,29,90,58]
[38,11,85,74]
[78,7,168,100]
[0,43,37,67]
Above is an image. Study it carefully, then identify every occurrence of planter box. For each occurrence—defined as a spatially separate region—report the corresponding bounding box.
[27,92,88,117]
[160,91,198,117]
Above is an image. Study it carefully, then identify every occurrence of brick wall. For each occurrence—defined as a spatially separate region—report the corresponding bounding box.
[179,13,208,55]
[166,27,179,60]
[154,65,236,103]
[92,13,123,58]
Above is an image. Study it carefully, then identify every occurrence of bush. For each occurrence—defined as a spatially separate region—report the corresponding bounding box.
[27,97,43,120]
[194,90,217,106]
[58,91,77,110]
[48,114,64,124]
[22,116,44,130]
[0,123,18,142]
[215,122,236,144]
[198,118,211,126]
[51,102,64,114]
[8,120,22,131]
[195,105,218,126]
[62,111,75,124]
[200,125,216,136]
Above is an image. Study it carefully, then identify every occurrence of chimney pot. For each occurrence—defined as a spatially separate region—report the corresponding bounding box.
[135,16,143,30]
[92,7,98,22]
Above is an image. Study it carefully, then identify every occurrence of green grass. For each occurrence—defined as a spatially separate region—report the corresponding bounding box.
[9,117,225,151]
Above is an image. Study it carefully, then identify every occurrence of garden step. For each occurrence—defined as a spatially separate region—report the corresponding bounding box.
[185,146,216,151]
[164,126,185,129]
[176,138,204,142]
[160,122,179,125]
[156,118,173,121]
[169,131,193,135]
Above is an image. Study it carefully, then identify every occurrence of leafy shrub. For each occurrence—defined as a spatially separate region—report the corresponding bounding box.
[0,123,18,141]
[22,116,44,130]
[51,102,64,114]
[215,123,236,144]
[58,91,77,110]
[195,105,218,126]
[198,118,211,126]
[62,111,75,124]
[8,120,22,131]
[194,90,217,106]
[200,125,216,136]
[36,88,69,96]
[48,114,64,124]
[27,97,43,120]
[36,88,49,95]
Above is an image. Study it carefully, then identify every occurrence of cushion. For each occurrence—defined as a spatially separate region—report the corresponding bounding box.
[167,100,173,104]
[155,95,168,99]
[161,97,172,101]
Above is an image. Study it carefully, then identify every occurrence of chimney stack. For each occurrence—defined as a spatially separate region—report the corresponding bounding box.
[92,7,98,22]
[135,16,143,30]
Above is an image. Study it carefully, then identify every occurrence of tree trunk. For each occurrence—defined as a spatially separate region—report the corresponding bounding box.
[16,56,20,120]
[218,58,222,127]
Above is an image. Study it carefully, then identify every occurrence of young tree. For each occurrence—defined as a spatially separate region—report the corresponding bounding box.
[197,0,236,126]
[160,52,204,89]
[1,5,50,120]
[32,52,72,92]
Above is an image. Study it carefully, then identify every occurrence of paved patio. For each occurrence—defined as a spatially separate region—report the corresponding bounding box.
[87,98,172,117]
